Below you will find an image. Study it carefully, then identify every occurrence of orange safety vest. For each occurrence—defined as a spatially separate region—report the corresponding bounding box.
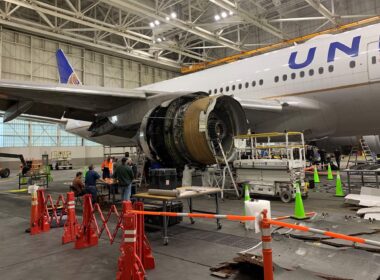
[101,160,113,171]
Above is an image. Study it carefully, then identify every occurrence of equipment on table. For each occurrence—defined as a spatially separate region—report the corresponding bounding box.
[144,202,183,228]
[148,189,180,197]
[233,132,308,203]
[149,168,177,190]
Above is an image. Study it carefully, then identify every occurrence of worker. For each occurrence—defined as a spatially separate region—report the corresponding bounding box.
[334,148,342,170]
[71,172,85,197]
[85,164,104,203]
[101,156,112,179]
[113,157,134,201]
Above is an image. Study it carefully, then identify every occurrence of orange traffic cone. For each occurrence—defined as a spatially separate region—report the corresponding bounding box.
[30,189,50,235]
[62,192,79,244]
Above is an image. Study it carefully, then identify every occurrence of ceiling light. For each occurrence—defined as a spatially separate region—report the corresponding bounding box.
[229,11,233,16]
[214,15,220,21]
[166,16,170,21]
[154,20,160,25]
[157,38,162,42]
[149,22,155,28]
[221,12,227,18]
[170,12,177,18]
[163,37,166,41]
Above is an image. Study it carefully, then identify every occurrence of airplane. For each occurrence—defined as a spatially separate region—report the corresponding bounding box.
[0,22,379,167]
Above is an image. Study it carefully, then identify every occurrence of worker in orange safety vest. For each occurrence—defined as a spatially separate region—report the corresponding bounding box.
[101,156,113,179]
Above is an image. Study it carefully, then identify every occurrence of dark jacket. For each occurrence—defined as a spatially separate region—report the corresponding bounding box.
[113,163,134,186]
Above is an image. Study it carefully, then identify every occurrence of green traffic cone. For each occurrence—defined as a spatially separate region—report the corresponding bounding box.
[335,171,344,197]
[243,184,251,217]
[292,183,308,220]
[244,184,251,202]
[313,165,320,184]
[327,163,333,180]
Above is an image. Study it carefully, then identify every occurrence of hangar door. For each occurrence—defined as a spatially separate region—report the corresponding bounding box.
[368,41,380,81]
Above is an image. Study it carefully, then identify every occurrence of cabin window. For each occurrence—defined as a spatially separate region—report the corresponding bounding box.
[291,73,296,79]
[245,82,249,88]
[232,85,236,91]
[372,56,377,64]
[252,81,256,87]
[214,89,217,94]
[318,67,324,74]
[274,76,279,83]
[328,65,334,72]
[309,69,314,76]
[349,60,356,68]
[259,79,264,86]
[300,71,305,78]
[282,74,287,81]
[220,87,223,93]
[238,83,242,89]
[226,86,230,92]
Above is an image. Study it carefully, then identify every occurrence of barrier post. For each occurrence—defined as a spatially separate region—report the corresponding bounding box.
[134,202,155,270]
[62,192,79,244]
[261,209,273,280]
[75,194,98,249]
[117,201,145,280]
[30,189,50,235]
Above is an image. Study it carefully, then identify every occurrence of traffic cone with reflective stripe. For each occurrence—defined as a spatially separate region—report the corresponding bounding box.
[313,166,320,184]
[292,183,308,220]
[117,201,145,280]
[335,171,345,197]
[30,188,40,235]
[244,184,251,202]
[75,194,98,249]
[327,163,333,180]
[62,192,79,244]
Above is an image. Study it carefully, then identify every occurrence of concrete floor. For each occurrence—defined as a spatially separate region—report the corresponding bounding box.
[0,168,378,280]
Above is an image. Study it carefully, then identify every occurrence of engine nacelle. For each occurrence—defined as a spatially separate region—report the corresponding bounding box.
[139,93,247,167]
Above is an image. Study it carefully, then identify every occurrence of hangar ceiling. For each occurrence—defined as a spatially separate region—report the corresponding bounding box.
[0,0,378,71]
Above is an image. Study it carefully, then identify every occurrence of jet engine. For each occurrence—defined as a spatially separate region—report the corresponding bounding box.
[139,93,247,168]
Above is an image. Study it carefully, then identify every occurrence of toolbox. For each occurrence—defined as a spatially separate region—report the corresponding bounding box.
[149,168,178,190]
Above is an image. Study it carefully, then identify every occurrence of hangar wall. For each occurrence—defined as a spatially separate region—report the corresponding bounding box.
[0,27,179,169]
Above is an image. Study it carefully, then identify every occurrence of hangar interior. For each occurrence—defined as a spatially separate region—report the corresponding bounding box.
[0,0,380,279]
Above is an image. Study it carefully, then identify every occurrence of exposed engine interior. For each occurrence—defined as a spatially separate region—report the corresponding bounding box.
[139,93,247,168]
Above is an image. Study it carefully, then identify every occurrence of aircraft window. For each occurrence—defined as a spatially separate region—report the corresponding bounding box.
[259,79,264,86]
[232,85,236,91]
[318,67,324,74]
[328,65,334,72]
[238,83,242,89]
[226,86,230,92]
[214,89,217,94]
[245,82,249,88]
[372,56,377,64]
[350,60,356,68]
[252,81,256,87]
[282,74,287,81]
[291,73,296,79]
[220,87,223,93]
[274,76,279,83]
[300,71,305,78]
[309,69,314,76]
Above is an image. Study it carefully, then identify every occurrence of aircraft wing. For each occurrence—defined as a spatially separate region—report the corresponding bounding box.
[0,79,156,122]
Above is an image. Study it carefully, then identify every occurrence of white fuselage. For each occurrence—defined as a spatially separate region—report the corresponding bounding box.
[67,23,380,146]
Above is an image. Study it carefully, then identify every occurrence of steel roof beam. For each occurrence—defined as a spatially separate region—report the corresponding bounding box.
[101,0,242,51]
[209,0,285,39]
[3,0,206,62]
[304,0,337,25]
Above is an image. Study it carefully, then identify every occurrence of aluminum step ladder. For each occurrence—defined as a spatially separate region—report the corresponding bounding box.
[346,137,376,168]
[211,138,240,199]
